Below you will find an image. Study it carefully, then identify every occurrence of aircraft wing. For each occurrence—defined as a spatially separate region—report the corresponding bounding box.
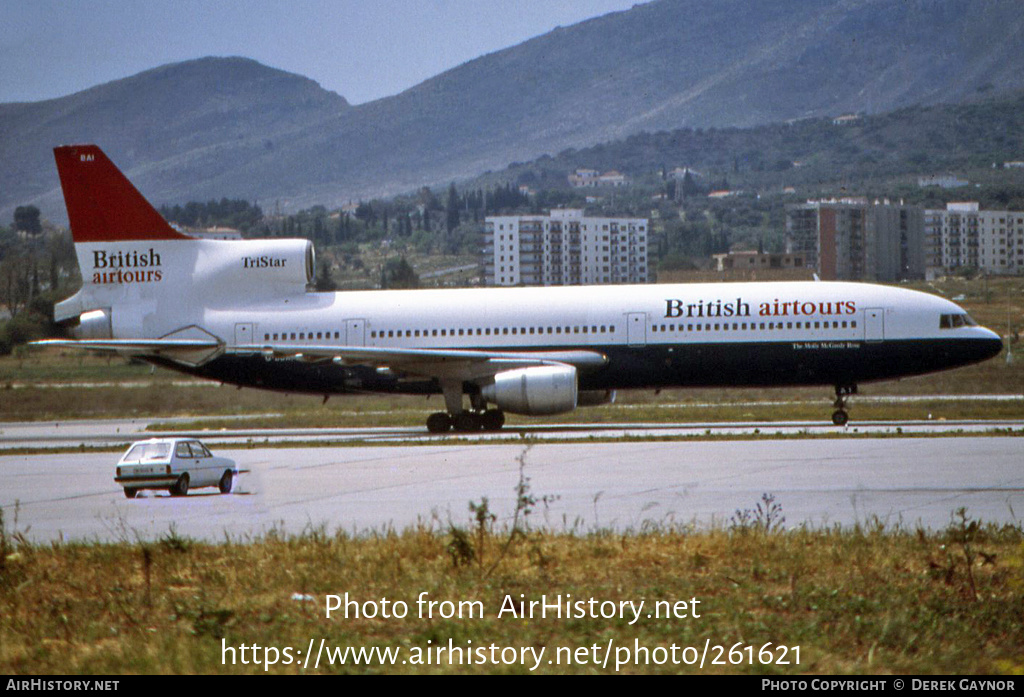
[232,343,609,381]
[32,336,607,381]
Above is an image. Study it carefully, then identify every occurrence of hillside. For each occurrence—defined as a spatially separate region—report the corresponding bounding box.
[3,0,1024,222]
[0,57,349,220]
[478,90,1024,198]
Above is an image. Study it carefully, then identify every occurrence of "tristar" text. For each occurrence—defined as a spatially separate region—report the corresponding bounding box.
[243,256,287,268]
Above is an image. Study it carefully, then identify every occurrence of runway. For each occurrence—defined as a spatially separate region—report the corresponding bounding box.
[1,416,1022,450]
[1,437,1021,543]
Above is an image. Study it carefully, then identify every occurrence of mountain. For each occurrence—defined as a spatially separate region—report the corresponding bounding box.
[3,0,1024,223]
[0,57,350,221]
[471,90,1024,196]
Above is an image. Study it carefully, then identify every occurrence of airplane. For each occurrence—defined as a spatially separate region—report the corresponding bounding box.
[34,144,1003,431]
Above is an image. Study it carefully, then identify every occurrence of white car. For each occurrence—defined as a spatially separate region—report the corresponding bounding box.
[115,438,237,498]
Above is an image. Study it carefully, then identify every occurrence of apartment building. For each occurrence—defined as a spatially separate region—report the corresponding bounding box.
[924,202,1024,277]
[786,199,924,282]
[483,209,649,286]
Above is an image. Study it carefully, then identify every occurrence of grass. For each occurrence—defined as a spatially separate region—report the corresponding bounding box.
[1,502,1021,675]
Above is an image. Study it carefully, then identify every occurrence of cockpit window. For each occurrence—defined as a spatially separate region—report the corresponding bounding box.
[940,313,978,329]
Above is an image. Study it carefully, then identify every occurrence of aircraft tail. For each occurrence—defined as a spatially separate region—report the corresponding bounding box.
[50,144,313,331]
[53,145,191,242]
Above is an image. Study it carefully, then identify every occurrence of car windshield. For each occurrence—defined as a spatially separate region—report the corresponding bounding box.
[123,442,171,462]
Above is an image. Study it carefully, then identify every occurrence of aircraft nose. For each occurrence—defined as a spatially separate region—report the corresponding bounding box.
[977,328,1003,361]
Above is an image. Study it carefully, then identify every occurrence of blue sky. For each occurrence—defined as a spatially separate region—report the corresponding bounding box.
[0,0,642,104]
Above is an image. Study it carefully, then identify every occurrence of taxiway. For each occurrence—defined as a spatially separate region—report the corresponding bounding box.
[1,436,1021,543]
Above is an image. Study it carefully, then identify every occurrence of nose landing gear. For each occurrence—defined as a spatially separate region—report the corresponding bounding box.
[832,384,856,426]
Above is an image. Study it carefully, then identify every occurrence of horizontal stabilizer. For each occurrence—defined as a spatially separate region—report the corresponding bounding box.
[32,326,224,367]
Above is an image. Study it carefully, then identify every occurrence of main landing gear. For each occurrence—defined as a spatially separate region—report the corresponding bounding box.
[425,382,505,433]
[426,409,505,433]
[832,384,856,426]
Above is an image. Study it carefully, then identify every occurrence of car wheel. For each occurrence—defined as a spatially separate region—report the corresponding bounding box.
[123,488,138,499]
[218,470,233,494]
[171,473,190,496]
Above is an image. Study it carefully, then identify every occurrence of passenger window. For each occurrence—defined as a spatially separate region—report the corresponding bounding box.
[175,443,191,458]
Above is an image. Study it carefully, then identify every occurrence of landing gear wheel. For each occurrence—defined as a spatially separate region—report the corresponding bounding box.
[452,412,482,432]
[123,488,138,499]
[481,409,505,431]
[426,412,452,433]
[218,470,234,494]
[831,385,856,426]
[170,473,189,497]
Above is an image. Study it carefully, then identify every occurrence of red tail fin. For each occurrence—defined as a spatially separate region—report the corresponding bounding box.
[54,145,190,242]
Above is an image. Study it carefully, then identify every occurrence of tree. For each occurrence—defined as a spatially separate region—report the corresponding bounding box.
[446,183,461,233]
[13,206,42,235]
[314,259,338,291]
[380,257,419,289]
[0,252,32,317]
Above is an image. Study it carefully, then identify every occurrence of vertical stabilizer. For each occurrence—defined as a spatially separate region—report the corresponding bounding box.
[53,145,190,242]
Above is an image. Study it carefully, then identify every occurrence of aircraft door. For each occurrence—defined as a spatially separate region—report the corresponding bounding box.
[345,319,366,347]
[863,308,884,342]
[626,312,647,347]
[234,323,254,346]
